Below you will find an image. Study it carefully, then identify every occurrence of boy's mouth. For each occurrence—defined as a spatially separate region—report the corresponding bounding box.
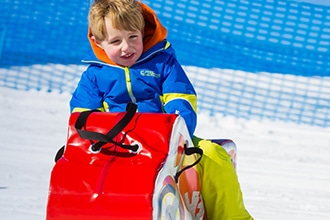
[122,53,134,59]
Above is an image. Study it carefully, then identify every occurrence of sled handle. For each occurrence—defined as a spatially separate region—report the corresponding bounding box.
[74,103,139,152]
[174,142,203,183]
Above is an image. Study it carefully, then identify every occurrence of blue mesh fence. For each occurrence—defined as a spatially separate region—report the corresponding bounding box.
[0,0,329,127]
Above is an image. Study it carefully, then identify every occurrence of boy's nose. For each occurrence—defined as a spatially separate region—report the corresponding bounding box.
[122,40,130,52]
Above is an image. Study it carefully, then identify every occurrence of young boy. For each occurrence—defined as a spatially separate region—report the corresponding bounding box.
[70,0,253,219]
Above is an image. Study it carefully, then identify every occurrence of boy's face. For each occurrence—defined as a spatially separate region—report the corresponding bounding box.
[95,18,144,67]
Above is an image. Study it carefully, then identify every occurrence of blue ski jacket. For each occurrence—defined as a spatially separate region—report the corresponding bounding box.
[70,3,197,137]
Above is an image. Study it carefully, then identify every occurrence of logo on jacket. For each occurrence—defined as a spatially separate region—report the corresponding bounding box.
[140,70,160,78]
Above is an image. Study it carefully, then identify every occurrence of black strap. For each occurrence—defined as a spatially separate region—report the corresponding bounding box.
[54,145,65,162]
[74,103,139,152]
[174,144,203,183]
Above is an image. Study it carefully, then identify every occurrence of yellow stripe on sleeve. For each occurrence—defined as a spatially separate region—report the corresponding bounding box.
[72,107,105,113]
[162,93,197,112]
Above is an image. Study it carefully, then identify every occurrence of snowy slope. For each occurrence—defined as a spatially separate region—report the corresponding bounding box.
[0,86,329,220]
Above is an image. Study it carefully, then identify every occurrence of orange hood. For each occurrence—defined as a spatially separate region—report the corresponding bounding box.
[87,2,168,65]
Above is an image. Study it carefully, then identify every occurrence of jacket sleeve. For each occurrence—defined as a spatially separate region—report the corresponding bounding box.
[161,55,197,138]
[70,68,105,113]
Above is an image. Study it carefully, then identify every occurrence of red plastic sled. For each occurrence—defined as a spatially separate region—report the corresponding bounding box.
[46,104,237,219]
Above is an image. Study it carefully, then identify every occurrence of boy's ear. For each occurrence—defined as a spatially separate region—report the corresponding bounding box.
[91,35,103,49]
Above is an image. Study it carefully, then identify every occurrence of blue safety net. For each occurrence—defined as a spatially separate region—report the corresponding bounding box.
[0,0,329,127]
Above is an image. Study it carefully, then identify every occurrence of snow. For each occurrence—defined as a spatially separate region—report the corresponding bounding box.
[0,83,330,220]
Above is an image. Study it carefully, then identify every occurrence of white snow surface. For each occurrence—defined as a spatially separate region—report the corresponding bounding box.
[0,86,330,220]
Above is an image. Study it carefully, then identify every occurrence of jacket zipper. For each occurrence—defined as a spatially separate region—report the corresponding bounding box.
[124,67,136,103]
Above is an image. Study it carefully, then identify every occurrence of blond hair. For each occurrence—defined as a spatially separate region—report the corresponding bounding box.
[88,0,145,41]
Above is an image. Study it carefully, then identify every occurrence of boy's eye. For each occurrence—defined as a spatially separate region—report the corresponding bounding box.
[130,35,138,39]
[110,39,120,44]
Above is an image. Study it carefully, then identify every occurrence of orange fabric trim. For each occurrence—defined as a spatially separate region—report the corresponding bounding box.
[141,3,167,52]
[88,30,116,65]
[87,2,167,65]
